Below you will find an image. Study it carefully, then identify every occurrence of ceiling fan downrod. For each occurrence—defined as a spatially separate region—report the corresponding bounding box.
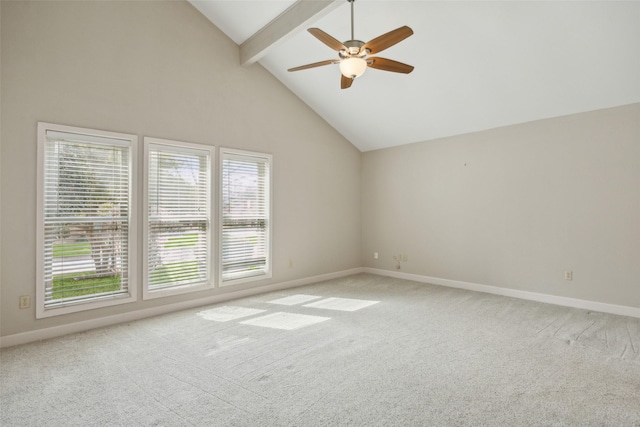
[349,0,355,41]
[342,0,365,58]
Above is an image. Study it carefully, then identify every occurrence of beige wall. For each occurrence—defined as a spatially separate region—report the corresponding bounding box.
[2,1,637,342]
[0,1,361,337]
[362,104,640,308]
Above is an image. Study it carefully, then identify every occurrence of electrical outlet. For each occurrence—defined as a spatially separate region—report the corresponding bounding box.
[19,295,31,309]
[564,271,573,281]
[402,253,408,262]
[373,252,378,259]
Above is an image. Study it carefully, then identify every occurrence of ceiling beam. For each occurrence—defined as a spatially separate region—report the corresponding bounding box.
[240,0,343,66]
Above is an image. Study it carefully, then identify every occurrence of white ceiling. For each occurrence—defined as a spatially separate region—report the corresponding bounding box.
[190,0,640,152]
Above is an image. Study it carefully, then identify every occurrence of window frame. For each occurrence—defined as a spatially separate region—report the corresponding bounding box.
[219,147,272,287]
[142,137,215,300]
[36,122,138,318]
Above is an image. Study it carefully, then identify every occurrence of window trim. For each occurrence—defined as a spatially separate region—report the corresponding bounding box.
[219,147,272,287]
[142,137,215,300]
[36,122,138,319]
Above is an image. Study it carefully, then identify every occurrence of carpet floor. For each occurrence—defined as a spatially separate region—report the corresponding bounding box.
[1,273,639,426]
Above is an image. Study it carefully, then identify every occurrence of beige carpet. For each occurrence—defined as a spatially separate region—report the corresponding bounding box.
[2,273,639,426]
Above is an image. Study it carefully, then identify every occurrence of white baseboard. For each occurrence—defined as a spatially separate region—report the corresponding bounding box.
[364,267,640,319]
[5,266,635,348]
[0,267,364,348]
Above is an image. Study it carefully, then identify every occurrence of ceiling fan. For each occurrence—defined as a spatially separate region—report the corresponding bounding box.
[288,0,414,89]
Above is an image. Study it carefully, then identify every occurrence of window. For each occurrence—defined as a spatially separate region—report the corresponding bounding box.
[220,148,272,285]
[37,123,137,318]
[143,138,214,298]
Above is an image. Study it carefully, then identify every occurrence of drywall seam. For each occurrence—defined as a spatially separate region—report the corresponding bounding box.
[364,267,640,319]
[0,267,364,348]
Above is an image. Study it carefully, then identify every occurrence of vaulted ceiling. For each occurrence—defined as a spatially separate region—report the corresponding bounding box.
[190,0,640,152]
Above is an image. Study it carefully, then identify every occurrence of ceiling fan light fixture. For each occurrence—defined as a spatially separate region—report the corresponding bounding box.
[339,57,367,79]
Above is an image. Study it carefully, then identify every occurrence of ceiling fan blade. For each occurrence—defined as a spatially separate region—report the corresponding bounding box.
[362,26,413,55]
[368,57,414,74]
[308,28,347,52]
[288,60,339,72]
[341,74,354,89]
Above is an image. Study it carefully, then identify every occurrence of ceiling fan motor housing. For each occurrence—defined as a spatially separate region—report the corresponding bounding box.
[341,40,367,58]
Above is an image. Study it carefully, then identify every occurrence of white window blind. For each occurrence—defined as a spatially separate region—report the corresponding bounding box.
[40,127,134,312]
[145,140,212,294]
[220,150,271,284]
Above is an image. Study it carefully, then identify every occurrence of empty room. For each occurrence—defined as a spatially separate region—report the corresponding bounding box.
[1,0,639,425]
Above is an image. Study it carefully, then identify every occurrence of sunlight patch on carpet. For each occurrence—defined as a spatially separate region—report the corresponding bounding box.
[304,297,379,312]
[197,306,266,322]
[240,312,330,330]
[267,294,323,306]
